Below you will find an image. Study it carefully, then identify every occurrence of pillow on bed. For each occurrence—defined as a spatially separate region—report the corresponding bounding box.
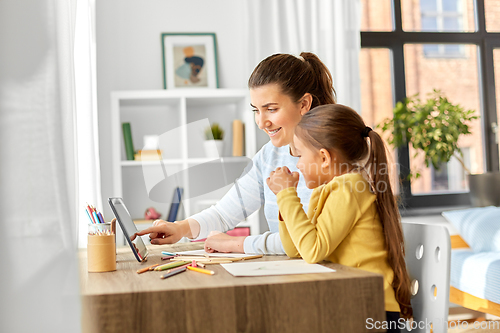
[442,206,500,252]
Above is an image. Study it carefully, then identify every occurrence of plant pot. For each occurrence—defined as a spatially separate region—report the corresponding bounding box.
[467,172,500,207]
[203,140,224,158]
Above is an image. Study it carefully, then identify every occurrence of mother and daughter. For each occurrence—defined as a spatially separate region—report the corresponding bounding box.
[135,52,412,326]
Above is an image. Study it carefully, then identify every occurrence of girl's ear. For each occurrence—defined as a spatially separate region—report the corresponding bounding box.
[319,148,331,168]
[299,93,313,116]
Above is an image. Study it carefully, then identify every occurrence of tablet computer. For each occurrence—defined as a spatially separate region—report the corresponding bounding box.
[108,197,148,262]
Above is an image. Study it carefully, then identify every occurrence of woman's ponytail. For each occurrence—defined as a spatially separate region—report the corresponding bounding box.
[300,52,336,107]
[249,52,336,109]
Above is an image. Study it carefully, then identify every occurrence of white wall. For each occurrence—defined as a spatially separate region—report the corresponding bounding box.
[97,0,254,219]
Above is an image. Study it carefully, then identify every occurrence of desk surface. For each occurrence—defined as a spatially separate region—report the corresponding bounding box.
[80,242,385,333]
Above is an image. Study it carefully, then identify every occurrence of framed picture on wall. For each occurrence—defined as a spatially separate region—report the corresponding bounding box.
[161,33,219,89]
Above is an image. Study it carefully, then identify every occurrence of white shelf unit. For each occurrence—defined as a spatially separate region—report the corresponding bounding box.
[111,89,261,245]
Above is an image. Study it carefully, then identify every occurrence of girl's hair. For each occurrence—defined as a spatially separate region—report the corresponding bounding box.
[248,52,336,108]
[295,104,413,319]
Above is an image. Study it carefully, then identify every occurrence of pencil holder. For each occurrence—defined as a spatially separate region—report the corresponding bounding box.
[87,222,116,273]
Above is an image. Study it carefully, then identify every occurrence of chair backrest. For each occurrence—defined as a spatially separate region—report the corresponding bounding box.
[402,222,451,333]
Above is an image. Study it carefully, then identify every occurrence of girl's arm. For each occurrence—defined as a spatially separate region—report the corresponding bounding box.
[278,212,301,258]
[276,183,360,263]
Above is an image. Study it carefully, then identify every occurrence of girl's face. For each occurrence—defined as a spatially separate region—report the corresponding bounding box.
[250,84,310,147]
[293,134,332,189]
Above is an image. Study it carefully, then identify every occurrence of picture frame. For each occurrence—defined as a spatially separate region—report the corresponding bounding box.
[161,33,219,89]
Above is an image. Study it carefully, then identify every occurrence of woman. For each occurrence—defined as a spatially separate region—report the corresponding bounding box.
[135,52,336,254]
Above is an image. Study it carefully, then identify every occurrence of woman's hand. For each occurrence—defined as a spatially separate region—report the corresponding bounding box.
[132,218,201,245]
[132,219,182,244]
[204,231,245,253]
[266,166,299,195]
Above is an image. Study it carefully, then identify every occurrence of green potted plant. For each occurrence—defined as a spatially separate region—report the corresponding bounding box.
[377,89,487,202]
[203,123,225,158]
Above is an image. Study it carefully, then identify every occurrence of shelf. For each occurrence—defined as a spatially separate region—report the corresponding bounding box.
[121,156,250,167]
[112,89,260,245]
[121,159,183,166]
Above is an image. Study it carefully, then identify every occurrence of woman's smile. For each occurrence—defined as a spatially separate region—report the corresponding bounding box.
[266,127,282,136]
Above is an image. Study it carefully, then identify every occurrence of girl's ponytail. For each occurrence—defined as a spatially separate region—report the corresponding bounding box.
[366,130,413,319]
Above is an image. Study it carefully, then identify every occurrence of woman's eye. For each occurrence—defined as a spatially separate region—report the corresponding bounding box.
[268,109,277,112]
[252,109,259,113]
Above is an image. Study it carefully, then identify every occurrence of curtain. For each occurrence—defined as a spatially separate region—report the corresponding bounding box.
[75,0,103,248]
[244,0,362,112]
[0,0,100,330]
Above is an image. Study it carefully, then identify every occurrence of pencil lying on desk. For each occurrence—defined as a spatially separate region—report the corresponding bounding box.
[187,266,215,275]
[241,255,263,260]
[154,261,191,271]
[160,267,187,279]
[202,260,234,265]
[136,264,159,274]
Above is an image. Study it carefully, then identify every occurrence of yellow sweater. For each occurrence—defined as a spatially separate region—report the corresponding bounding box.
[276,172,400,312]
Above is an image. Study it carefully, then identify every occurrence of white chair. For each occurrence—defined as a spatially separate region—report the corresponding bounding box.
[402,222,451,333]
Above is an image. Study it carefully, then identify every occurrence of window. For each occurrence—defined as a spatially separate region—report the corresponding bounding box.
[420,0,463,32]
[360,0,500,209]
[421,0,466,57]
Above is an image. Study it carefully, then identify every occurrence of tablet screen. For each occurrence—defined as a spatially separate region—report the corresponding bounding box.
[108,197,148,262]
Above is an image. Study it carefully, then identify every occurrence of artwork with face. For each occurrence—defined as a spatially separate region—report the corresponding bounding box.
[173,45,207,87]
[162,33,218,89]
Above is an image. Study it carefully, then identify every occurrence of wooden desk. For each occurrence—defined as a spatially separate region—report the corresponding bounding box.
[80,242,385,333]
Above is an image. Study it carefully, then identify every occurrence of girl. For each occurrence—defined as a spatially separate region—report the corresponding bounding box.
[135,52,336,254]
[267,104,412,328]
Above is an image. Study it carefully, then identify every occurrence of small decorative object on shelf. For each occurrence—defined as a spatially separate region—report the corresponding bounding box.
[134,150,163,161]
[204,123,224,158]
[144,207,162,220]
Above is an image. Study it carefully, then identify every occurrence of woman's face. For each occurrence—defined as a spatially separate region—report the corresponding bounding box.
[250,84,309,147]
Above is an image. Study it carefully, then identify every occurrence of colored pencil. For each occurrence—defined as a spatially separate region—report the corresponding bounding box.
[154,261,191,271]
[97,211,105,224]
[187,266,215,275]
[136,264,159,274]
[160,267,187,279]
[85,209,94,224]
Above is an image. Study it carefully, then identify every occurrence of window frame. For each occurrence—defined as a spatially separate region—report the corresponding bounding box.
[361,0,500,209]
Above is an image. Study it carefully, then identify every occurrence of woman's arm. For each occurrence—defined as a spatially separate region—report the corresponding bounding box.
[189,154,264,239]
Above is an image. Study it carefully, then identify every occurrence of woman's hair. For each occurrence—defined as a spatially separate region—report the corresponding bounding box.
[248,52,336,108]
[295,104,413,319]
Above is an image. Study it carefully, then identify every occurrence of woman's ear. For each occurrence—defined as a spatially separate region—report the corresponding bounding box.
[319,148,331,168]
[299,93,313,116]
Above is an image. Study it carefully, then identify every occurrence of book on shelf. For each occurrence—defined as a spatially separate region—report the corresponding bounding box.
[122,122,135,160]
[134,150,163,161]
[232,119,244,156]
[166,187,183,222]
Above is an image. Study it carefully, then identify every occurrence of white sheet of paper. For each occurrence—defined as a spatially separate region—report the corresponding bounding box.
[173,249,257,258]
[221,259,335,277]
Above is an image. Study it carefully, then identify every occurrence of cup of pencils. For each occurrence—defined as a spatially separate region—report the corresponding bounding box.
[86,204,116,273]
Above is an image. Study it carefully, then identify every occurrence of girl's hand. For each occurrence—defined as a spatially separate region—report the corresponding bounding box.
[266,166,299,195]
[204,231,245,253]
